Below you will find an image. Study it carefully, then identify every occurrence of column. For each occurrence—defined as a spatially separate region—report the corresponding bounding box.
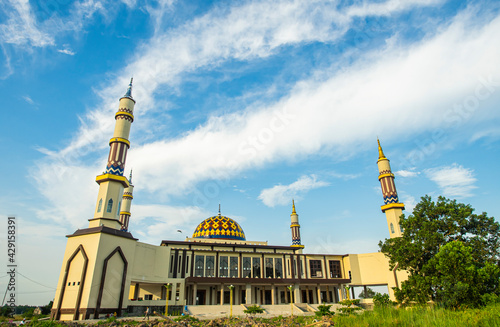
[133,283,139,300]
[246,284,252,304]
[317,286,322,304]
[235,286,240,305]
[294,284,301,304]
[271,285,275,305]
[220,284,224,305]
[326,285,331,303]
[212,286,217,305]
[305,286,310,303]
[179,283,185,306]
[192,284,198,305]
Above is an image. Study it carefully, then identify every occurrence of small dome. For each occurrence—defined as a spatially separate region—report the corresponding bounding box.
[193,215,246,241]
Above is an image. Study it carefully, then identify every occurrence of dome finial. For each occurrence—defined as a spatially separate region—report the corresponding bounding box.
[218,203,221,216]
[377,138,386,160]
[292,199,296,214]
[129,169,133,184]
[123,77,134,99]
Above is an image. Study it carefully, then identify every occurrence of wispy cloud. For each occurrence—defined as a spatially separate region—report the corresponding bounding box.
[131,204,207,243]
[57,48,76,56]
[395,169,419,177]
[258,175,329,207]
[30,2,500,228]
[22,95,36,105]
[425,163,477,198]
[0,0,54,47]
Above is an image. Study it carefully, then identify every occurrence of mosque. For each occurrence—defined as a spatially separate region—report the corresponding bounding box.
[50,81,407,320]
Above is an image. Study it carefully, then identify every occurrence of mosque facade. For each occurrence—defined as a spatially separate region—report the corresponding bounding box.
[51,82,407,320]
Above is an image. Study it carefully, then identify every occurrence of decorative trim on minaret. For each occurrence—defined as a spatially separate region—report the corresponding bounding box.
[290,200,304,248]
[119,170,134,232]
[90,79,136,229]
[377,139,404,211]
[105,79,135,176]
[377,139,405,238]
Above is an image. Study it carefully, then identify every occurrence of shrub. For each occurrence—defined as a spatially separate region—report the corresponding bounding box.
[315,304,334,317]
[243,305,264,315]
[338,299,362,316]
[373,293,395,307]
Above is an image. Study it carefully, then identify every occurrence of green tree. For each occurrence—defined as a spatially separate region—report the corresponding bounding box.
[430,240,500,308]
[41,301,53,315]
[379,195,500,307]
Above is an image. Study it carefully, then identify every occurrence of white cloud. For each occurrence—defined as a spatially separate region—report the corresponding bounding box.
[31,3,500,229]
[399,192,417,213]
[394,169,419,177]
[258,175,329,207]
[0,0,54,47]
[22,95,35,105]
[470,128,500,143]
[57,48,76,56]
[131,204,208,243]
[425,163,477,198]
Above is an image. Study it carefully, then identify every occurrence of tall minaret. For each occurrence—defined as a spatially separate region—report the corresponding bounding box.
[89,79,135,230]
[119,170,134,231]
[377,139,405,238]
[290,200,304,248]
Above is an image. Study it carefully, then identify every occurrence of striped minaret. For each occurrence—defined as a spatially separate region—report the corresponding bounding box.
[290,200,304,248]
[89,79,135,230]
[119,170,134,231]
[377,139,405,238]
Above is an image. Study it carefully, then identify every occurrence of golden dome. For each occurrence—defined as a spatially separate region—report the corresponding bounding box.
[192,215,246,241]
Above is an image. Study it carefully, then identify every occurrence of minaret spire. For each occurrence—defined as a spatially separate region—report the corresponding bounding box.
[89,81,136,229]
[377,138,386,161]
[218,204,221,216]
[122,77,134,100]
[119,169,134,231]
[290,200,304,249]
[377,139,405,238]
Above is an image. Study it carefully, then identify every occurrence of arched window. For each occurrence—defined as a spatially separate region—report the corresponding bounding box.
[390,223,395,234]
[107,199,113,213]
[117,201,121,216]
[400,225,404,233]
[97,198,102,212]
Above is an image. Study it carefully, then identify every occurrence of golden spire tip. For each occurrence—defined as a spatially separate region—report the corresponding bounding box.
[292,199,296,214]
[378,138,386,160]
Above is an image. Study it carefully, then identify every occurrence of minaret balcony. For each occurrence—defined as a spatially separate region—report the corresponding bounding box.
[380,203,405,212]
[95,173,130,188]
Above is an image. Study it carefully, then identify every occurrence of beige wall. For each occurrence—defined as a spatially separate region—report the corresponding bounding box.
[347,252,407,300]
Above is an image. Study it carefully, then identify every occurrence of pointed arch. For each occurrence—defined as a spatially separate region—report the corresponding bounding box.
[54,244,88,321]
[97,199,103,212]
[390,223,395,234]
[94,246,128,318]
[106,199,113,213]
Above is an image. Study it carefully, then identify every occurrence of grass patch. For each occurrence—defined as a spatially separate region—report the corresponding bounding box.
[1,304,498,327]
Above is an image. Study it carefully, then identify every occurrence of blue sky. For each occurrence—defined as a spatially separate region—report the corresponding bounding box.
[1,0,500,305]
